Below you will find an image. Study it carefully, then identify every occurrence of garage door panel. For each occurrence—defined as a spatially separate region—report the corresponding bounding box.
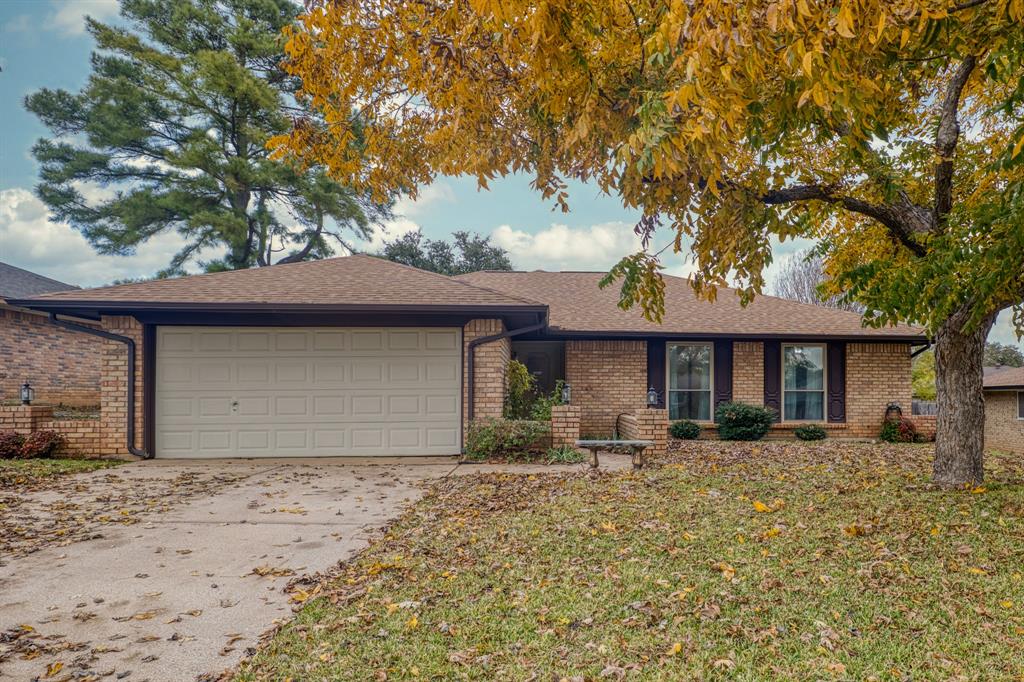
[155,327,461,457]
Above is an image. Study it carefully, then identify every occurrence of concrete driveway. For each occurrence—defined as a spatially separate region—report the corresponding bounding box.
[0,458,459,681]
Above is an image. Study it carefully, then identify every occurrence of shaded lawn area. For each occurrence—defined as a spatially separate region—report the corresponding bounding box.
[0,458,121,489]
[235,443,1024,681]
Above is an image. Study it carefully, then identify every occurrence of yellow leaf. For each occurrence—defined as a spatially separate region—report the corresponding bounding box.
[406,615,419,629]
[900,27,910,48]
[968,566,988,576]
[872,13,886,44]
[667,641,682,656]
[46,662,63,678]
[802,51,815,78]
[753,500,772,513]
[1001,600,1015,609]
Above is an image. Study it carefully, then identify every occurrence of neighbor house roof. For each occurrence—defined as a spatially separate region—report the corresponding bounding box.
[0,261,79,301]
[984,366,1024,389]
[455,270,927,340]
[14,255,545,313]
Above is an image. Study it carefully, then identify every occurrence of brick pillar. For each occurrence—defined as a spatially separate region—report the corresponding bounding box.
[732,342,764,405]
[0,404,54,433]
[550,405,581,447]
[99,316,145,457]
[462,319,510,429]
[619,408,668,457]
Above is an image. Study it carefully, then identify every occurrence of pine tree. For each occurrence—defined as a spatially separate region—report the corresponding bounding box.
[25,0,389,274]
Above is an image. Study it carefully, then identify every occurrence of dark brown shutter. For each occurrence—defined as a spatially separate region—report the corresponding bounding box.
[763,340,781,422]
[827,342,846,423]
[647,339,666,409]
[713,340,733,419]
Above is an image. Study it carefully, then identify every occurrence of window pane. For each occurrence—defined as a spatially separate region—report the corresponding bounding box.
[669,391,711,421]
[669,344,712,391]
[784,346,824,390]
[1018,392,1023,420]
[784,391,824,421]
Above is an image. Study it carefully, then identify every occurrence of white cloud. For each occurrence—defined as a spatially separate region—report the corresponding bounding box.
[989,310,1024,351]
[394,183,455,219]
[47,0,119,36]
[490,221,647,272]
[0,187,207,287]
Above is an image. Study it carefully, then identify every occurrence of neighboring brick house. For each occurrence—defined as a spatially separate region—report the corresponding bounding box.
[0,261,102,407]
[10,255,926,459]
[984,367,1024,454]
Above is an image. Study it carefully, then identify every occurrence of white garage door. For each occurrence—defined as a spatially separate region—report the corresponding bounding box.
[154,327,462,458]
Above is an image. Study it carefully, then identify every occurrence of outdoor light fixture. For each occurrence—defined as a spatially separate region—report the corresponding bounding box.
[560,382,572,405]
[20,381,34,405]
[647,386,659,407]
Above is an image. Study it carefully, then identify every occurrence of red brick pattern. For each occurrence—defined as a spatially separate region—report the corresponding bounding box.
[984,391,1023,453]
[550,405,581,447]
[462,319,510,432]
[566,340,647,436]
[99,316,145,456]
[0,307,101,406]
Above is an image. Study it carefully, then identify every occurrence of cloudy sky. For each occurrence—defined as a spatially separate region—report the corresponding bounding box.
[0,0,1020,349]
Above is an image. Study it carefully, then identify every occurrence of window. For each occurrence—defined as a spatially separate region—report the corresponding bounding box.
[783,344,826,421]
[667,343,713,421]
[1018,392,1023,420]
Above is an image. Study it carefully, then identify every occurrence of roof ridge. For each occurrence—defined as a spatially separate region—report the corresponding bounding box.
[367,256,547,306]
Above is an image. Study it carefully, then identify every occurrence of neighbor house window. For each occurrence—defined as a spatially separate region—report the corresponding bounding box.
[1018,392,1023,420]
[783,344,826,421]
[667,343,713,421]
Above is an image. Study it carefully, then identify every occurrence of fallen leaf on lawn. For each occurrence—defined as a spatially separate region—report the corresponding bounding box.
[666,642,682,656]
[712,561,736,580]
[45,661,63,677]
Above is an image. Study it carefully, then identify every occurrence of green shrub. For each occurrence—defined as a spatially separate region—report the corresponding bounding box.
[464,419,551,461]
[669,420,701,440]
[529,380,566,421]
[794,424,827,441]
[715,402,775,441]
[0,431,26,459]
[879,417,918,443]
[503,359,536,419]
[545,444,585,464]
[19,430,68,459]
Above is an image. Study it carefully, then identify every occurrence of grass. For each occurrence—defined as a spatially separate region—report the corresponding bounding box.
[0,458,121,488]
[235,442,1024,681]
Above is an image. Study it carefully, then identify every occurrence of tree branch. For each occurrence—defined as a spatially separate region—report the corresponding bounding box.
[934,56,977,223]
[759,184,929,257]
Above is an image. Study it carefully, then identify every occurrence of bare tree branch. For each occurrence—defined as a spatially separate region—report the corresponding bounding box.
[759,184,929,256]
[934,56,977,223]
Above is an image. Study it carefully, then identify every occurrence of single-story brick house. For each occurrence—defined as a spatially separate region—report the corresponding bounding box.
[984,366,1024,453]
[0,261,102,407]
[11,255,926,459]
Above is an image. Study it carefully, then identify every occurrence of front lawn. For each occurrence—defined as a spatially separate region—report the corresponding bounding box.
[0,457,121,489]
[235,442,1024,681]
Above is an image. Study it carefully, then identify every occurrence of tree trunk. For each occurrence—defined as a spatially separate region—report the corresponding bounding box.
[932,306,997,487]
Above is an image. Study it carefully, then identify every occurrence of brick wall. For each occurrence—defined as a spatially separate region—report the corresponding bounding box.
[0,306,102,407]
[732,341,764,405]
[99,316,146,456]
[463,319,510,432]
[911,415,937,441]
[0,404,103,457]
[844,342,912,438]
[550,405,581,448]
[566,339,647,436]
[985,391,1024,453]
[617,408,668,457]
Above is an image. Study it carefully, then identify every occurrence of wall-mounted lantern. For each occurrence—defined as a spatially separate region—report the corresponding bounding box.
[885,401,903,421]
[20,381,34,405]
[560,382,572,405]
[647,386,659,407]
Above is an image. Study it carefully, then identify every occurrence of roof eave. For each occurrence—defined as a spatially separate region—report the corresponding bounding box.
[543,328,929,342]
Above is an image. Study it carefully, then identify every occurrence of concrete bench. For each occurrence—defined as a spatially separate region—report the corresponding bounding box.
[575,439,654,470]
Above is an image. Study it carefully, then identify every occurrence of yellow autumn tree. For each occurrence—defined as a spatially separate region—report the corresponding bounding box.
[274,0,1024,486]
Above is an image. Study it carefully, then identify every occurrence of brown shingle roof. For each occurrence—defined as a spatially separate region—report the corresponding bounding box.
[984,366,1024,389]
[21,255,542,309]
[455,270,926,339]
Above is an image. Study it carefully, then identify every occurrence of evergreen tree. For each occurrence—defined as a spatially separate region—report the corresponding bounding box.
[25,0,388,274]
[378,231,514,275]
